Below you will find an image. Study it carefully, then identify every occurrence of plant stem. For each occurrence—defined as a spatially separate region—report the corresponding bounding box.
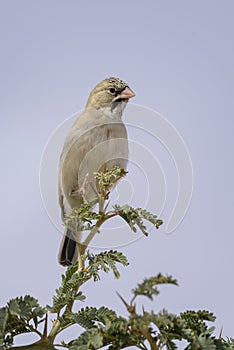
[140,326,158,350]
[14,317,43,339]
[48,206,108,342]
[47,320,61,343]
[81,216,105,250]
[10,339,57,349]
[47,189,122,343]
[79,196,107,252]
[77,243,84,271]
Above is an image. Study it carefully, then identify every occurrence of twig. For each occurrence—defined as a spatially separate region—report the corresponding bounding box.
[140,325,158,350]
[47,320,61,343]
[42,313,48,340]
[80,216,105,250]
[77,243,84,271]
[13,317,43,339]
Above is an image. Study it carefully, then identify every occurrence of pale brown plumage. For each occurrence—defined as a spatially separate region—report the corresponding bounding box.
[58,77,135,266]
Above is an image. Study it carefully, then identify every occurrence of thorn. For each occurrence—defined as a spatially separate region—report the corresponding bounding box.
[219,326,223,339]
[116,291,128,307]
[104,199,110,211]
[42,313,48,339]
[116,291,135,314]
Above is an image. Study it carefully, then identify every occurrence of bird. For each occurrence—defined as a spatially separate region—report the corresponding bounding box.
[58,77,135,266]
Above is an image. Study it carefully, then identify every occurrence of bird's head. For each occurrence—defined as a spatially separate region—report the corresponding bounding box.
[85,77,135,116]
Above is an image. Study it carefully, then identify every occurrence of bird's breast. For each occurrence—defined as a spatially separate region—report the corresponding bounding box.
[60,119,128,210]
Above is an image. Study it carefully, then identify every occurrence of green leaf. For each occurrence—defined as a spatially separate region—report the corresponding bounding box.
[69,328,103,350]
[180,310,216,336]
[65,204,101,233]
[194,333,216,350]
[95,166,128,199]
[86,250,129,281]
[0,296,46,347]
[48,267,89,314]
[0,308,8,347]
[69,306,139,350]
[7,295,46,321]
[132,274,178,301]
[48,288,86,314]
[113,204,163,236]
[7,300,21,317]
[72,306,118,330]
[218,338,234,349]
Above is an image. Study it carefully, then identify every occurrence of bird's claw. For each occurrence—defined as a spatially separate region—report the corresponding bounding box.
[78,173,90,203]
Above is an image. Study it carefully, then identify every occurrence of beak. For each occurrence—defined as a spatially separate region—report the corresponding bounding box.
[119,86,135,100]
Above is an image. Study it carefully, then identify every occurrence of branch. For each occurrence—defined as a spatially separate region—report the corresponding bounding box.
[9,339,57,350]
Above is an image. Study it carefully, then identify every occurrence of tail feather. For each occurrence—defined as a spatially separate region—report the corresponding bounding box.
[58,229,78,266]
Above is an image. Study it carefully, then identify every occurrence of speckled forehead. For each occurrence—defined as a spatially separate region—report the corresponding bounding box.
[107,77,128,89]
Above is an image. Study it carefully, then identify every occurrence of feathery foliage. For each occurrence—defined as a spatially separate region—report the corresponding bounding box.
[0,168,232,349]
[131,273,178,302]
[0,296,46,348]
[86,250,129,281]
[113,204,163,236]
[47,266,88,314]
[64,203,101,233]
[94,166,128,199]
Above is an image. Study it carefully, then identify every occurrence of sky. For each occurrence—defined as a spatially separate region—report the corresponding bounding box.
[1,0,234,347]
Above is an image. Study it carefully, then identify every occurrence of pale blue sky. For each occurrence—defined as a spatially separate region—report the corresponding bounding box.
[1,0,234,346]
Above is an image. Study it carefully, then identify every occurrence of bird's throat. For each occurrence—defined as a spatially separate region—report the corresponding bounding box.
[110,100,127,119]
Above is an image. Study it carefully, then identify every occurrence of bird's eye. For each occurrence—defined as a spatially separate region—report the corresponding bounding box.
[109,87,116,94]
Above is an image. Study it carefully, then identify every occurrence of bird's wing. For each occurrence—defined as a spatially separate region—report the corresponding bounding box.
[59,111,128,215]
[58,182,65,219]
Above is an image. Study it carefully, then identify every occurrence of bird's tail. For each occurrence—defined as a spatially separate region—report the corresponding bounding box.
[58,229,78,266]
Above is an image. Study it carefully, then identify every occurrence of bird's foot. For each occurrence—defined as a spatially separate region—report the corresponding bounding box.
[78,173,90,203]
[70,173,90,201]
